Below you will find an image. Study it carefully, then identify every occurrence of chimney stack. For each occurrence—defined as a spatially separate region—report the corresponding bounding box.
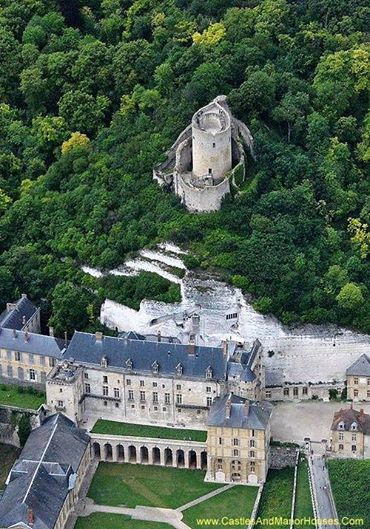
[22,315,26,325]
[64,331,68,347]
[157,330,161,343]
[27,508,34,527]
[49,326,54,337]
[21,293,28,299]
[95,331,103,342]
[222,339,229,358]
[243,400,250,417]
[24,331,29,342]
[225,396,232,419]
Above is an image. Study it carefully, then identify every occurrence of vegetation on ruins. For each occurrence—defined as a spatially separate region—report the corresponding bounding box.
[0,0,369,334]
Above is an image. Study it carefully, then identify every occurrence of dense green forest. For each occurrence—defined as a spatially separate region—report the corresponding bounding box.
[0,0,369,336]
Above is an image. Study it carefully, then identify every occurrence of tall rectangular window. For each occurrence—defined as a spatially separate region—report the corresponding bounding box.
[165,393,170,404]
[128,390,134,401]
[29,369,36,380]
[114,388,120,398]
[103,385,108,396]
[176,393,182,405]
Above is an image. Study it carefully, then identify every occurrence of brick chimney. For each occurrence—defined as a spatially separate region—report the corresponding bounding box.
[27,508,34,527]
[95,331,103,342]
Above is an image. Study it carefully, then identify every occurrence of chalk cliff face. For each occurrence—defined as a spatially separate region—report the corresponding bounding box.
[82,242,370,386]
[153,96,254,213]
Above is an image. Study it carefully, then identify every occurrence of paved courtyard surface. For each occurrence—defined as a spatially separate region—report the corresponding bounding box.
[271,401,370,444]
[310,456,340,529]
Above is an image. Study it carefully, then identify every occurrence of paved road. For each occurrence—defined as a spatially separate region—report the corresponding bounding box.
[310,456,340,529]
[177,483,235,512]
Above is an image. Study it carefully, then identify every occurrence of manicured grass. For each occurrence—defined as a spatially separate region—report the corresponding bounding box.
[0,443,20,489]
[328,459,370,527]
[257,468,294,529]
[91,419,207,442]
[88,462,222,508]
[0,384,45,410]
[294,459,314,528]
[183,484,258,529]
[75,513,172,529]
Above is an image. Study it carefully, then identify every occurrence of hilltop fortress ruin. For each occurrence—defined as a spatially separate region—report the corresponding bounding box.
[154,95,254,212]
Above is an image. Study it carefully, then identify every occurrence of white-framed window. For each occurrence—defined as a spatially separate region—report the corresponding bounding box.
[206,397,212,407]
[114,388,120,398]
[233,438,239,446]
[176,393,182,405]
[140,380,145,387]
[233,449,239,457]
[103,385,108,396]
[85,383,91,394]
[15,351,21,361]
[29,369,36,380]
[250,450,255,458]
[57,400,64,408]
[128,390,134,401]
[153,392,158,403]
[206,386,212,393]
[165,393,170,404]
[140,391,145,402]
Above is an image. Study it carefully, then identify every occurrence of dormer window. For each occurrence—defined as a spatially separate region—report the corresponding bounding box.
[176,363,183,376]
[205,366,213,380]
[126,358,133,371]
[100,356,108,368]
[351,422,358,431]
[338,422,344,430]
[152,361,159,374]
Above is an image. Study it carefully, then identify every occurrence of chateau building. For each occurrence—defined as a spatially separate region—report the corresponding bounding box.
[206,393,272,484]
[154,95,254,212]
[0,328,65,387]
[0,413,91,529]
[346,354,370,401]
[0,294,40,334]
[46,331,264,428]
[330,407,370,459]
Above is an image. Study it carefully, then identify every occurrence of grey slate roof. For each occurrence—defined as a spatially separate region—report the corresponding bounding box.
[0,414,90,529]
[207,393,272,430]
[65,331,228,381]
[0,296,38,331]
[0,328,65,358]
[346,354,370,376]
[226,339,261,383]
[331,407,370,435]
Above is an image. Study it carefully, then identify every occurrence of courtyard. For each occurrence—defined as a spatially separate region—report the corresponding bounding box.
[79,462,259,529]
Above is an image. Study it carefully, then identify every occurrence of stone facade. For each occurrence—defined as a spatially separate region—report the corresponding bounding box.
[329,407,370,459]
[154,95,253,213]
[0,328,65,386]
[346,354,370,401]
[46,332,263,429]
[206,394,271,484]
[263,382,344,402]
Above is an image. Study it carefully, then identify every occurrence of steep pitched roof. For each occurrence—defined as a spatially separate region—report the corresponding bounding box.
[0,295,38,331]
[64,331,228,381]
[346,354,370,376]
[0,328,65,357]
[0,414,89,529]
[207,393,272,430]
[331,407,370,435]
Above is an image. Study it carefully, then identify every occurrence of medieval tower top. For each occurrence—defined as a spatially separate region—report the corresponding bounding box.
[153,95,254,213]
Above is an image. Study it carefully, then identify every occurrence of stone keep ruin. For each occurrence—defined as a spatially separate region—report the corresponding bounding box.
[153,95,254,213]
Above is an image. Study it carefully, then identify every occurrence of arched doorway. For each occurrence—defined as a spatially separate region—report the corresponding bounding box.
[189,450,197,468]
[104,443,113,460]
[164,448,173,466]
[116,444,124,461]
[201,451,207,470]
[93,442,101,459]
[128,445,137,463]
[176,449,185,467]
[152,447,160,465]
[140,446,149,463]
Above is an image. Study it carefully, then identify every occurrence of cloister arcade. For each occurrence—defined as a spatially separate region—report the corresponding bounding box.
[91,437,208,470]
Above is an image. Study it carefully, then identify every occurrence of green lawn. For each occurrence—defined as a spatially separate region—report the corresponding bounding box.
[91,419,207,442]
[75,513,172,529]
[294,459,314,528]
[257,468,294,529]
[328,459,370,527]
[0,384,45,410]
[88,463,222,508]
[183,484,258,529]
[0,443,20,489]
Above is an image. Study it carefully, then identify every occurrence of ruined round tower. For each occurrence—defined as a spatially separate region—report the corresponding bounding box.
[153,95,254,213]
